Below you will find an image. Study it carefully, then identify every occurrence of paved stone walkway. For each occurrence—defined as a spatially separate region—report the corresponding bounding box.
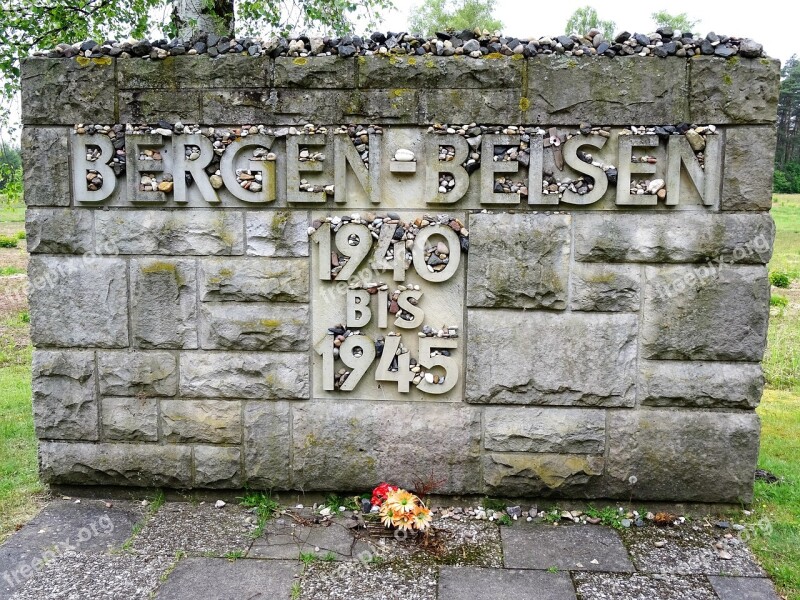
[0,499,783,600]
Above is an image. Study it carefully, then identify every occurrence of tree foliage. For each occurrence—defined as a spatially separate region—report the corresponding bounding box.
[650,10,699,33]
[0,143,22,205]
[408,0,502,37]
[775,55,800,193]
[565,6,615,40]
[0,0,391,127]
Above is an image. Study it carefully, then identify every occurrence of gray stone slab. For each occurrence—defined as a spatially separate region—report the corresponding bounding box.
[722,127,778,211]
[605,411,760,503]
[708,576,781,600]
[466,311,637,407]
[0,500,141,595]
[466,213,571,309]
[573,572,716,600]
[21,127,71,206]
[483,407,605,454]
[438,566,576,600]
[483,453,605,497]
[119,89,202,123]
[243,401,292,489]
[6,552,172,600]
[28,257,129,348]
[689,56,780,124]
[25,209,93,254]
[623,526,766,577]
[502,525,635,573]
[155,557,299,600]
[131,503,254,557]
[249,520,357,560]
[39,441,193,487]
[358,54,523,88]
[21,57,116,125]
[117,54,269,89]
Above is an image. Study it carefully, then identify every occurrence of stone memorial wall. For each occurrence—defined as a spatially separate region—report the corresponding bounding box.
[22,32,780,502]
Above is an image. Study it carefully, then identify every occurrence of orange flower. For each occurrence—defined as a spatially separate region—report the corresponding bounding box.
[392,511,414,531]
[411,506,432,531]
[387,490,417,513]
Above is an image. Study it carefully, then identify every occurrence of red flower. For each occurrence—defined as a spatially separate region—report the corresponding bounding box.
[371,482,398,506]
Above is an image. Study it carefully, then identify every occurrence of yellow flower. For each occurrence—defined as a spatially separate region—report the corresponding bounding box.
[411,506,432,531]
[387,490,417,513]
[380,505,397,528]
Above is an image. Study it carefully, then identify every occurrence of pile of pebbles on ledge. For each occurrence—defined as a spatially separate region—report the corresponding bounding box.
[75,120,718,199]
[34,27,766,60]
[308,212,469,279]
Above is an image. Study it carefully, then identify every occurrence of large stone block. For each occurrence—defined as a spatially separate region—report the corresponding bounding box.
[198,257,309,302]
[574,213,774,264]
[199,303,310,351]
[194,446,242,488]
[638,361,764,409]
[21,127,71,206]
[358,55,523,88]
[96,210,244,255]
[21,57,116,124]
[119,89,201,123]
[180,351,309,399]
[201,89,276,124]
[28,257,129,348]
[39,441,193,487]
[605,410,760,502]
[722,127,778,211]
[161,400,242,444]
[131,259,198,349]
[642,265,769,361]
[246,211,309,257]
[274,56,355,88]
[292,401,482,493]
[466,213,570,309]
[419,89,521,124]
[244,402,291,489]
[26,209,93,254]
[97,351,178,397]
[466,311,637,407]
[101,397,159,442]
[484,407,605,454]
[483,453,605,497]
[32,350,97,441]
[117,54,270,89]
[526,55,688,124]
[689,56,780,124]
[570,263,641,312]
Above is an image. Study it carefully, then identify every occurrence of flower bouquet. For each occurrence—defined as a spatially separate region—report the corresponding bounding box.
[370,482,433,532]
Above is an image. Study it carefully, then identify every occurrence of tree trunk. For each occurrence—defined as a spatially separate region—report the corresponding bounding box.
[173,0,234,37]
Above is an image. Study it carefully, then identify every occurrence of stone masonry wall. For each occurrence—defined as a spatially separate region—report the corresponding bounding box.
[22,48,779,503]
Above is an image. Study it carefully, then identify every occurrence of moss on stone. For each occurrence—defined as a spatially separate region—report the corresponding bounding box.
[485,52,504,60]
[293,57,308,66]
[141,261,177,275]
[260,319,282,329]
[519,97,530,111]
[271,210,290,235]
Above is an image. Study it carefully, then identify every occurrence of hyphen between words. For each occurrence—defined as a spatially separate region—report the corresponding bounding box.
[71,126,722,207]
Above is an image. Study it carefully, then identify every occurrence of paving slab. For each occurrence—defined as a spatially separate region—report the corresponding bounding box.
[154,557,299,600]
[8,552,173,600]
[249,519,358,560]
[622,526,765,577]
[300,559,438,600]
[708,576,782,600]
[573,572,716,600]
[0,499,141,596]
[502,524,635,572]
[439,566,576,600]
[130,502,255,557]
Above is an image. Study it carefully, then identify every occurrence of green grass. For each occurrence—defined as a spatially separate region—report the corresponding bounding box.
[0,203,24,223]
[0,266,25,277]
[771,195,800,280]
[239,491,280,537]
[0,235,18,248]
[749,390,800,600]
[0,365,41,542]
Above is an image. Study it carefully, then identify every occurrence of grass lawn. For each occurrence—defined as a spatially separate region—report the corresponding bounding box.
[751,390,800,600]
[771,194,800,280]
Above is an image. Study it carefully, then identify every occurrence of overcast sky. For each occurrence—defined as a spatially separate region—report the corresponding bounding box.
[379,0,799,64]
